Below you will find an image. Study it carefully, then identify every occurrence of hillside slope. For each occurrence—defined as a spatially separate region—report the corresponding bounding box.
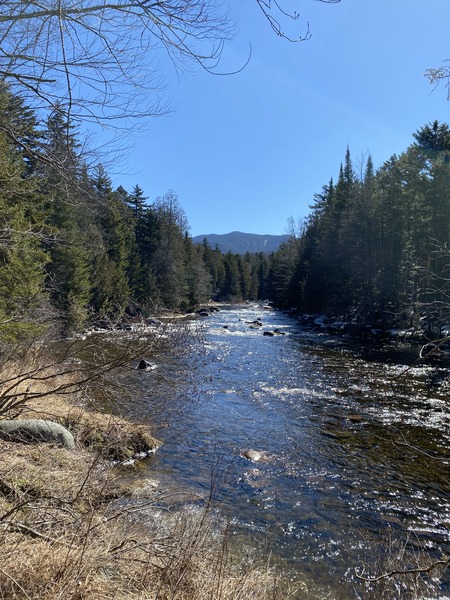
[192,231,290,254]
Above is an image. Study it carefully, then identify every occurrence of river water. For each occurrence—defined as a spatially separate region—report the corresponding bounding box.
[119,304,450,598]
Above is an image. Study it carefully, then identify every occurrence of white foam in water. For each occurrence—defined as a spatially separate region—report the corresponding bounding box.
[143,305,450,598]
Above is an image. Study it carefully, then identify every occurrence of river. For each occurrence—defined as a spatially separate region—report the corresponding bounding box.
[117,304,450,598]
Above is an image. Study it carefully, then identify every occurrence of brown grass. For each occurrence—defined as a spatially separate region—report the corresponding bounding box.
[1,352,447,599]
[0,435,288,599]
[26,398,162,461]
[0,359,290,600]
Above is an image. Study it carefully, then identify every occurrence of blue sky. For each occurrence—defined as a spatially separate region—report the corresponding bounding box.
[108,0,450,237]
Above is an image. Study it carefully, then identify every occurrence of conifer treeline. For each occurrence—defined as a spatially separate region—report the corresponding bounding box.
[0,86,269,338]
[3,79,450,339]
[268,121,450,334]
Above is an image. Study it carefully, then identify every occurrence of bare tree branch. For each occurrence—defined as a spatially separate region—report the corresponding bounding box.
[355,557,450,583]
[0,1,343,128]
[425,60,450,100]
[255,0,340,42]
[0,0,234,125]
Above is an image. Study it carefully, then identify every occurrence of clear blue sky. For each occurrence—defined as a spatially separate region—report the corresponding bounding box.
[108,0,450,238]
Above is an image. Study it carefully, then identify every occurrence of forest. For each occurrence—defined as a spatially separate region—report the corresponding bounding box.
[268,120,450,337]
[1,4,449,599]
[0,84,270,341]
[2,79,450,342]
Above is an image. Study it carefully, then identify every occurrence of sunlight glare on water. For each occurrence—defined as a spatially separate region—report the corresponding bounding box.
[130,304,450,599]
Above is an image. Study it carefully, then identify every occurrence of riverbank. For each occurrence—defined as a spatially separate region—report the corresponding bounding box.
[1,305,448,599]
[135,303,450,599]
[0,344,289,599]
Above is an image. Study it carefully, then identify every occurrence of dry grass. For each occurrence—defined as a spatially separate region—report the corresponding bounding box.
[0,355,161,461]
[1,349,448,599]
[0,436,287,600]
[0,356,289,600]
[25,398,162,462]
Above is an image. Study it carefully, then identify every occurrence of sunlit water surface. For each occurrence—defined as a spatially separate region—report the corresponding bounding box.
[114,305,450,598]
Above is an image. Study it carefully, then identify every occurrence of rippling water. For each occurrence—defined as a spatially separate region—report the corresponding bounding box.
[120,304,450,598]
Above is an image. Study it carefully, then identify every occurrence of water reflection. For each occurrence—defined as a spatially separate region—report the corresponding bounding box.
[110,305,450,598]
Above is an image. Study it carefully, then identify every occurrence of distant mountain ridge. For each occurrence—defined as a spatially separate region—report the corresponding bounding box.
[192,231,291,255]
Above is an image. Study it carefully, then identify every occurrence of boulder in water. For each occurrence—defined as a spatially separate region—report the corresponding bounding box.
[241,449,262,462]
[138,359,156,371]
[247,320,263,327]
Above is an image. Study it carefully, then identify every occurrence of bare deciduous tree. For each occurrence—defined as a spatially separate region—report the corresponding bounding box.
[0,0,342,128]
[425,60,450,100]
[256,0,341,41]
[0,0,233,125]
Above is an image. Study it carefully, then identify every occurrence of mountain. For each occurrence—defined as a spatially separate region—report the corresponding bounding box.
[192,231,291,255]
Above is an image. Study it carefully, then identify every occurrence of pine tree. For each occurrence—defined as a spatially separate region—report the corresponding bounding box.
[127,185,148,218]
[183,236,212,308]
[413,120,450,154]
[267,238,301,308]
[237,254,252,300]
[133,205,160,309]
[255,252,270,300]
[42,108,92,331]
[0,88,49,339]
[90,168,133,319]
[409,122,450,331]
[221,252,242,301]
[201,238,226,298]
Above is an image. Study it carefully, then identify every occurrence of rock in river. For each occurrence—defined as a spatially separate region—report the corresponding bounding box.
[241,449,262,462]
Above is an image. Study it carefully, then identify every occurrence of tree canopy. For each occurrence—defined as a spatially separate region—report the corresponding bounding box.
[1,79,450,342]
[0,83,271,337]
[268,121,450,337]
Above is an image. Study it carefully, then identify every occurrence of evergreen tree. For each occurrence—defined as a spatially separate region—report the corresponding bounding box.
[237,254,252,300]
[183,236,212,308]
[255,252,270,300]
[221,252,242,301]
[301,180,337,312]
[413,120,450,154]
[267,238,301,308]
[201,238,226,298]
[90,168,133,320]
[267,123,450,332]
[0,132,49,339]
[133,205,161,309]
[128,185,148,218]
[42,108,92,332]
